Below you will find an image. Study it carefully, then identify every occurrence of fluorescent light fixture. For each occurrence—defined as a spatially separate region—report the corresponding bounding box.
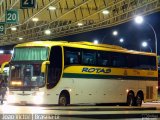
[44,29,51,35]
[32,18,39,22]
[48,6,56,10]
[11,27,17,31]
[102,10,109,15]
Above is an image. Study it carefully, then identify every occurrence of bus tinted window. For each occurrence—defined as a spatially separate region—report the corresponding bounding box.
[64,47,156,70]
[126,54,139,68]
[82,50,96,65]
[126,54,156,70]
[111,52,126,68]
[64,47,80,65]
[97,51,111,67]
[139,55,156,70]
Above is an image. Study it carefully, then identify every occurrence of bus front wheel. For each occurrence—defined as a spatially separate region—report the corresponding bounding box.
[58,91,70,106]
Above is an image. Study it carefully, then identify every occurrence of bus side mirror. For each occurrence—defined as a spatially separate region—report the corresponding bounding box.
[0,62,9,74]
[41,61,50,73]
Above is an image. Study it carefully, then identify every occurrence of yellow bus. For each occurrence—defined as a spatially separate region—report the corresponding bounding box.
[3,41,158,106]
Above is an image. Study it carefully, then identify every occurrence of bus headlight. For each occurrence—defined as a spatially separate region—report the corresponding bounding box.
[11,81,22,86]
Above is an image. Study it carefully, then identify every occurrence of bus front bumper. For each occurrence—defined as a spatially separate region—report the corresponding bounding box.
[6,92,44,105]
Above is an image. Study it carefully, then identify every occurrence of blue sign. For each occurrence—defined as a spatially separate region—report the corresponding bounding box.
[20,0,36,9]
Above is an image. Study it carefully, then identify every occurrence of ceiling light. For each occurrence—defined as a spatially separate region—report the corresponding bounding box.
[77,23,83,26]
[48,6,56,10]
[112,30,118,36]
[44,29,51,35]
[18,37,23,40]
[11,27,17,31]
[32,18,39,22]
[102,10,109,15]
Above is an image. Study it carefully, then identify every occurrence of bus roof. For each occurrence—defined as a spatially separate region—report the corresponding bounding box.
[15,41,156,56]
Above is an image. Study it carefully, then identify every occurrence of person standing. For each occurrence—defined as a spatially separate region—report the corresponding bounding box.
[0,79,7,104]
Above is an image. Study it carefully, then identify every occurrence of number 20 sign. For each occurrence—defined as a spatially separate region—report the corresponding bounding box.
[5,10,19,24]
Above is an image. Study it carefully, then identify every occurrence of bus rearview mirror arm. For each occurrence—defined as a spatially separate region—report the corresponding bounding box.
[0,62,9,74]
[41,61,50,73]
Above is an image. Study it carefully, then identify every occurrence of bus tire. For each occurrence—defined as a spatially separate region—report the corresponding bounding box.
[127,93,135,106]
[135,94,142,106]
[58,91,70,106]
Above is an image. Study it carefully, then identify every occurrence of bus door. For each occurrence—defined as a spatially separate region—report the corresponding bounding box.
[47,46,62,89]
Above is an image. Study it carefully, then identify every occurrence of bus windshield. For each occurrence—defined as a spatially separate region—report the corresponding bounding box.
[9,63,45,89]
[12,47,49,61]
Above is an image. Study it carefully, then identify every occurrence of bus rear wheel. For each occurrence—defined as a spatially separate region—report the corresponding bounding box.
[135,94,142,106]
[127,93,135,106]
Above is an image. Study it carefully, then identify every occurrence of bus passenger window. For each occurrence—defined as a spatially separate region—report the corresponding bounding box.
[64,47,80,65]
[82,50,96,66]
[112,53,126,68]
[97,51,111,67]
[70,58,74,64]
[139,55,156,70]
[126,54,139,68]
[102,60,108,66]
[66,51,78,64]
[83,58,90,64]
[126,54,156,70]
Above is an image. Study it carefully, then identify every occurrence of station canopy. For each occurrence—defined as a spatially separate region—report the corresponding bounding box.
[0,0,160,45]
